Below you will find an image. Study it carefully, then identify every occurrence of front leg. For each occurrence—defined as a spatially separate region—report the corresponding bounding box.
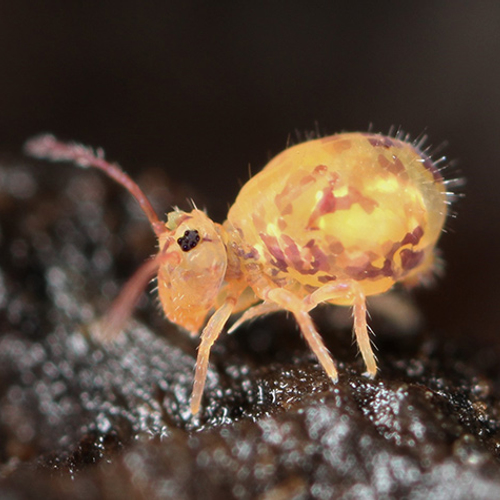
[190,298,236,415]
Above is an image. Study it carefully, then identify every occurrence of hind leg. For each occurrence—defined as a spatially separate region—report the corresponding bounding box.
[352,292,377,377]
[308,282,377,378]
[265,281,377,382]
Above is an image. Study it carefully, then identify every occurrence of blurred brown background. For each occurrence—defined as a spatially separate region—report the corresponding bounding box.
[0,3,498,350]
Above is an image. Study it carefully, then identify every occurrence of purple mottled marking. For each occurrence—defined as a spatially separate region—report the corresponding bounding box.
[351,187,378,214]
[318,275,337,283]
[378,154,407,177]
[401,226,424,246]
[313,164,328,175]
[400,248,424,271]
[368,136,394,149]
[274,169,316,213]
[308,242,330,272]
[259,232,288,271]
[344,240,404,281]
[320,137,352,153]
[312,188,336,218]
[345,258,394,280]
[300,174,316,186]
[360,133,405,149]
[244,262,259,273]
[251,212,266,233]
[281,234,302,268]
[233,243,259,261]
[328,240,344,255]
[308,185,378,229]
[280,234,329,275]
[243,247,260,260]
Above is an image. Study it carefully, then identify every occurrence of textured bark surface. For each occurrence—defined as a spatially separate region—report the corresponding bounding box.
[0,159,499,499]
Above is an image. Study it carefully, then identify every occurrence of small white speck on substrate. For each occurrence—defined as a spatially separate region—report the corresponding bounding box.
[67,332,89,357]
[96,413,113,433]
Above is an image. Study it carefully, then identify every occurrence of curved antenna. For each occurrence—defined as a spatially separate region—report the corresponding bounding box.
[24,134,165,237]
[98,255,162,341]
[97,239,180,341]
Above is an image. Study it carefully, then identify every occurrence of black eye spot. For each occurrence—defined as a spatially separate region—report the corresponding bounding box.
[177,229,201,252]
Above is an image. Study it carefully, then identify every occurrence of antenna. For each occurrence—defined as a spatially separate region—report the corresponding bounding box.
[24,134,165,237]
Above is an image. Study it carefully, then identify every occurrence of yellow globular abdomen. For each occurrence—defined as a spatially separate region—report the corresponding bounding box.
[227,132,448,304]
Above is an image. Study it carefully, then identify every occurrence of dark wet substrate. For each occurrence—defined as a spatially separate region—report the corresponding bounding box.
[0,158,499,499]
